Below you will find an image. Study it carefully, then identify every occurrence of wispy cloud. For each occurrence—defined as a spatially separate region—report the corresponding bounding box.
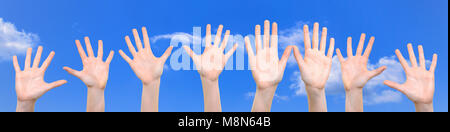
[0,18,38,61]
[245,92,289,102]
[151,32,201,45]
[279,21,310,50]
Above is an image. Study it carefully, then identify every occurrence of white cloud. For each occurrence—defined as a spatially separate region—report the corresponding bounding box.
[289,56,408,105]
[245,92,289,102]
[151,32,201,45]
[365,90,402,105]
[0,18,38,61]
[279,21,310,49]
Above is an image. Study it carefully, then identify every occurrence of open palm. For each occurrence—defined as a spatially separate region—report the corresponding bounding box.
[336,34,386,90]
[64,37,114,89]
[183,24,238,81]
[245,20,292,88]
[13,46,67,101]
[384,44,437,104]
[293,23,335,89]
[119,27,173,84]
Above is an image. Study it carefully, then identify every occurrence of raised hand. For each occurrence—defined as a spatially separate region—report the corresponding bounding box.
[384,44,437,112]
[336,34,386,112]
[292,23,335,112]
[183,24,238,112]
[245,20,292,112]
[13,46,67,112]
[119,27,173,112]
[63,37,114,112]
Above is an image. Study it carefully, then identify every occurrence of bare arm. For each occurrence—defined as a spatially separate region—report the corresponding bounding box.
[244,20,292,112]
[335,34,386,112]
[119,27,173,112]
[183,24,237,112]
[64,37,114,112]
[292,23,335,112]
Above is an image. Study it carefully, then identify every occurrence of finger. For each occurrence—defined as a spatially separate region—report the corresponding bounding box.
[279,46,293,72]
[132,28,144,51]
[13,56,21,72]
[362,37,375,58]
[183,46,197,60]
[205,24,212,48]
[336,48,345,63]
[356,33,366,56]
[160,46,174,61]
[418,45,425,69]
[312,22,319,50]
[24,48,32,70]
[319,27,328,54]
[125,36,137,57]
[429,54,438,72]
[255,24,262,53]
[395,49,409,70]
[45,80,67,91]
[213,25,223,48]
[245,36,255,59]
[383,80,404,93]
[32,46,43,68]
[40,51,55,71]
[407,43,418,67]
[263,20,270,49]
[225,44,238,62]
[292,46,305,65]
[303,25,311,51]
[369,66,386,79]
[105,50,114,65]
[347,37,353,57]
[118,50,132,63]
[220,30,230,51]
[97,40,103,60]
[63,66,82,77]
[142,27,152,54]
[271,22,278,50]
[84,37,94,57]
[75,40,87,60]
[327,38,335,58]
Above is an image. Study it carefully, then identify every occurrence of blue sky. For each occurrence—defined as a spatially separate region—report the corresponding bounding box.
[0,0,447,112]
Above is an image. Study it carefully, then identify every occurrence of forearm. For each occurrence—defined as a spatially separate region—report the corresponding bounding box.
[345,88,363,112]
[305,86,327,112]
[251,86,276,112]
[141,79,160,112]
[16,100,36,112]
[415,102,433,112]
[86,88,105,112]
[200,77,222,112]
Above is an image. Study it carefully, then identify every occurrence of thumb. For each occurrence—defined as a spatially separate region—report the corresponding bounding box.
[383,80,404,93]
[160,46,174,61]
[368,66,386,79]
[45,80,67,91]
[63,66,82,78]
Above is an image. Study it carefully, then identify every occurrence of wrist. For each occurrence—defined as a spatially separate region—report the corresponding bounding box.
[16,100,36,112]
[305,85,325,98]
[414,102,433,112]
[345,87,363,94]
[142,78,161,89]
